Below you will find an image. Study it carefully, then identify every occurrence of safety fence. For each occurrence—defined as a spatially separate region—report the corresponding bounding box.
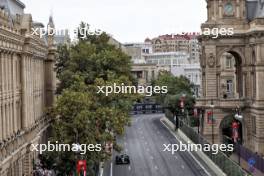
[235,144,264,173]
[131,103,164,114]
[166,115,249,176]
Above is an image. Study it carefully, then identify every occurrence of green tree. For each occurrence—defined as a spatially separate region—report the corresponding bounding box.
[153,71,196,125]
[55,44,71,94]
[153,71,194,103]
[42,23,137,175]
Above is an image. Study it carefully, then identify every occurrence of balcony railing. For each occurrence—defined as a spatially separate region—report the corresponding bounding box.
[196,98,248,109]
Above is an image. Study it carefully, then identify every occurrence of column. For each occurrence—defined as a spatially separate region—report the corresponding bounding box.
[13,100,17,134]
[7,103,10,137]
[0,104,2,141]
[21,55,27,129]
[5,103,8,138]
[11,103,14,134]
[33,59,36,121]
[3,104,6,139]
[3,53,6,92]
[0,53,2,141]
[11,53,14,91]
[0,52,2,92]
[29,57,32,125]
[8,53,11,92]
[17,101,21,131]
[41,60,45,117]
[14,102,17,133]
[12,54,17,133]
[243,72,246,98]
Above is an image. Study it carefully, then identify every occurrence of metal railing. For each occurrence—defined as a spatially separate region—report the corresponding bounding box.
[166,115,249,176]
[235,144,264,173]
[131,103,164,114]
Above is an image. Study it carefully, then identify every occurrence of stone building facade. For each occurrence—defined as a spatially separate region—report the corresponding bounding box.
[0,0,56,175]
[196,0,264,155]
[150,34,200,64]
[131,63,157,86]
[123,42,157,86]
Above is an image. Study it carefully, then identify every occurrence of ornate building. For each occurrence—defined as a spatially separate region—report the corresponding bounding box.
[150,34,200,64]
[123,42,157,86]
[0,0,56,175]
[197,0,264,155]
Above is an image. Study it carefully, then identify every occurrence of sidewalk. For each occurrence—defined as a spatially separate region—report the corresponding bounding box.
[191,128,263,175]
[161,117,263,176]
[161,117,225,176]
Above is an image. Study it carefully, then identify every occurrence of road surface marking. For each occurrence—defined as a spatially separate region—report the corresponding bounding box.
[100,163,103,176]
[125,148,128,152]
[110,162,113,176]
[160,120,211,176]
[175,156,178,159]
[154,166,158,170]
[128,166,131,171]
[181,165,185,169]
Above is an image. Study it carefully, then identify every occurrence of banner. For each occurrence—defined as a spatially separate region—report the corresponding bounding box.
[77,160,86,176]
[207,111,214,124]
[232,121,239,143]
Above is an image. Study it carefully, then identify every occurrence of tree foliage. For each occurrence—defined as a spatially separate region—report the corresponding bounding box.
[153,71,195,116]
[42,22,136,175]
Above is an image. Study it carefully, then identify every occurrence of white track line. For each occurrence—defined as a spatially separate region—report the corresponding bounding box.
[110,162,113,176]
[160,119,211,176]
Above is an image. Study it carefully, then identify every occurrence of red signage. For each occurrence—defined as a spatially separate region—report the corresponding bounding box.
[77,160,86,175]
[207,111,214,124]
[232,121,239,129]
[232,121,239,143]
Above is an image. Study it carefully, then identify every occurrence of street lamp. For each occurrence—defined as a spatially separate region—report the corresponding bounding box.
[194,108,200,134]
[234,106,243,166]
[234,106,243,144]
[209,100,215,144]
[198,108,205,134]
[234,112,243,122]
[180,93,186,124]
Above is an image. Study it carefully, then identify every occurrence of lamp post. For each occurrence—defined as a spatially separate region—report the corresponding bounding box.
[180,93,186,124]
[194,108,199,133]
[174,113,178,131]
[234,107,243,123]
[209,100,215,144]
[234,106,243,166]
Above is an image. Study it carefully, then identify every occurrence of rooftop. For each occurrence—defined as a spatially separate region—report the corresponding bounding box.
[14,0,25,8]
